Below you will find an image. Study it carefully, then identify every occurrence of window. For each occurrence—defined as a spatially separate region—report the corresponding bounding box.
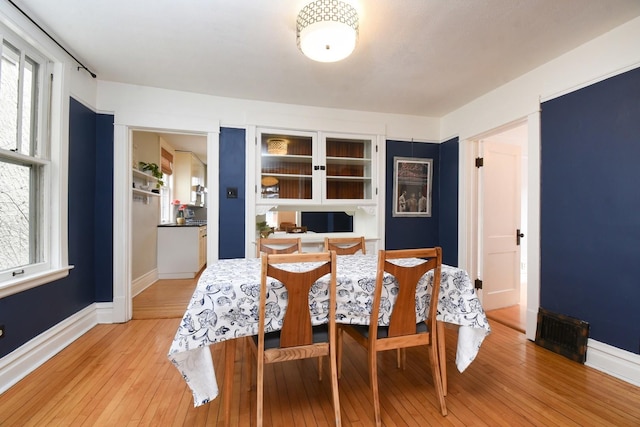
[0,24,64,295]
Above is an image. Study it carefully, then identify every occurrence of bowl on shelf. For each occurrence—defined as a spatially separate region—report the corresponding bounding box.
[139,184,150,191]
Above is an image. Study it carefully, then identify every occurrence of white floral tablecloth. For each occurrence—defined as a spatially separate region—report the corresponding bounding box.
[168,254,490,407]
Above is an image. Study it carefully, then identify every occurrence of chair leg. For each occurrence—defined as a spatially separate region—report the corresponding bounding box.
[329,347,342,426]
[257,355,265,427]
[428,341,448,416]
[318,356,323,381]
[337,327,343,379]
[368,347,382,427]
[245,337,254,391]
[437,321,447,396]
[223,339,237,426]
[396,348,406,369]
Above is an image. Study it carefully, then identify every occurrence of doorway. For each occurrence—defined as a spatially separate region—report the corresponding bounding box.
[130,130,207,298]
[475,123,528,332]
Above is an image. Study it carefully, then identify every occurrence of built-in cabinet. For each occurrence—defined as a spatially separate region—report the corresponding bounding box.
[174,151,206,206]
[257,129,376,205]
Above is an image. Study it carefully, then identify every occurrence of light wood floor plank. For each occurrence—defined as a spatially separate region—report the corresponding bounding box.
[1,278,639,426]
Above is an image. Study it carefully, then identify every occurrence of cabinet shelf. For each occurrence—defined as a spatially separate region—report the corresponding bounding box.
[326,176,371,181]
[132,168,161,204]
[326,156,371,165]
[261,173,312,179]
[132,188,161,197]
[132,168,160,182]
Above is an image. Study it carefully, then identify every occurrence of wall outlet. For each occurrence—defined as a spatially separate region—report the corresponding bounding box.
[0,324,4,339]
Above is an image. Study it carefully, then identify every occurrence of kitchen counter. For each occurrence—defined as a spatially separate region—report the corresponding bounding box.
[157,224,207,278]
[158,223,206,227]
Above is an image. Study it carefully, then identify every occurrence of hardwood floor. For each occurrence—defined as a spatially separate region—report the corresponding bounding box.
[132,276,199,319]
[486,304,526,333]
[1,280,639,426]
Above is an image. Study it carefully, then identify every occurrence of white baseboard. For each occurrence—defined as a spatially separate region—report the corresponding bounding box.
[95,302,115,324]
[586,338,640,387]
[0,303,106,395]
[132,268,158,297]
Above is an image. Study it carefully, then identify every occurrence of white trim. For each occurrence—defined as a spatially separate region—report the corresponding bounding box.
[112,124,132,323]
[586,339,640,387]
[207,130,220,262]
[0,304,100,395]
[0,266,73,299]
[95,302,115,324]
[112,118,221,323]
[131,268,158,297]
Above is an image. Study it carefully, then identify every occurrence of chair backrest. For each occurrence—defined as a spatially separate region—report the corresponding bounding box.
[323,236,366,255]
[370,247,442,338]
[259,251,337,348]
[256,237,302,257]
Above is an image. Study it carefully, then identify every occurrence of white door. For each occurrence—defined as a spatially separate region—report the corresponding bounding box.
[480,140,522,311]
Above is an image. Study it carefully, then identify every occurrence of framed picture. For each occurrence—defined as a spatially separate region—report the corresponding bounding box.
[393,156,433,217]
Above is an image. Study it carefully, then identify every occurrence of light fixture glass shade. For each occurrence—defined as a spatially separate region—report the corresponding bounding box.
[296,0,359,63]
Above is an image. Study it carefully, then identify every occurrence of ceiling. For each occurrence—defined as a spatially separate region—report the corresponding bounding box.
[11,0,640,119]
[9,0,640,163]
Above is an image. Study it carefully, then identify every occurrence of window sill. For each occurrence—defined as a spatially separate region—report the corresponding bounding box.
[0,266,74,299]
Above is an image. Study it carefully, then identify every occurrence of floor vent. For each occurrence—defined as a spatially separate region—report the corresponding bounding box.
[535,308,589,363]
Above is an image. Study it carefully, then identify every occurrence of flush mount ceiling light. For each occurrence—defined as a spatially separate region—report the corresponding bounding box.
[296,0,359,63]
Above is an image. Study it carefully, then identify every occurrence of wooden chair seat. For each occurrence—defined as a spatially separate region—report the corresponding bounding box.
[346,321,428,338]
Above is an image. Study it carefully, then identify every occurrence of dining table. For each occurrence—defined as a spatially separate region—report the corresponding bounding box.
[168,253,491,409]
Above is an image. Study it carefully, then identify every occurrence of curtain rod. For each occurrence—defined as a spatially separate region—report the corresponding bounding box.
[7,0,97,78]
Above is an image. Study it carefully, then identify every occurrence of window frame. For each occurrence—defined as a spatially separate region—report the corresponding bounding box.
[0,21,71,298]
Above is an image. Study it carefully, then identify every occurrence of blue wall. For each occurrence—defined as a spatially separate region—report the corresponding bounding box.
[540,67,640,354]
[94,113,114,301]
[438,137,459,267]
[385,140,459,264]
[218,127,246,259]
[0,98,113,358]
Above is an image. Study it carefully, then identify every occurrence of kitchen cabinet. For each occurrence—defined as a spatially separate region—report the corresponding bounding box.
[132,168,161,204]
[174,151,206,206]
[257,129,376,206]
[157,225,207,279]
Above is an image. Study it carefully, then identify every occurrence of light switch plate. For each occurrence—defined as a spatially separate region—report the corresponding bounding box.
[226,187,238,198]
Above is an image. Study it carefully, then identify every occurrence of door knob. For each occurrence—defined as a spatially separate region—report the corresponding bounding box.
[516,229,525,246]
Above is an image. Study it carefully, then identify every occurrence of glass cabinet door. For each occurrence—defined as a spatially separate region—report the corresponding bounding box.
[259,131,315,201]
[323,134,374,202]
[258,129,376,204]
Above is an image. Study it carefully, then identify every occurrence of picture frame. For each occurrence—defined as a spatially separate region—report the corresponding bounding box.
[393,156,433,217]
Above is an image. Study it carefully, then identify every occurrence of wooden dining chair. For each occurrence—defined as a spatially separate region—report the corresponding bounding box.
[247,251,341,426]
[337,247,447,426]
[323,236,366,255]
[256,237,302,257]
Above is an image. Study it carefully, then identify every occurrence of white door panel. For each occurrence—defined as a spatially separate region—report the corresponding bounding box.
[481,141,521,311]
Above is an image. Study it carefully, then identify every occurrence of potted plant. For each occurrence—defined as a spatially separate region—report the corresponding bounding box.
[138,161,164,188]
[256,221,273,238]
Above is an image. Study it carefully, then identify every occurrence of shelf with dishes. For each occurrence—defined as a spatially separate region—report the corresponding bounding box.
[132,168,161,204]
[257,130,376,204]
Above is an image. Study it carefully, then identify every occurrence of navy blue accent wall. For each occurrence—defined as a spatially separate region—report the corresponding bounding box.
[541,67,640,354]
[438,137,459,266]
[94,113,114,301]
[0,98,109,358]
[385,140,440,250]
[218,127,246,259]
